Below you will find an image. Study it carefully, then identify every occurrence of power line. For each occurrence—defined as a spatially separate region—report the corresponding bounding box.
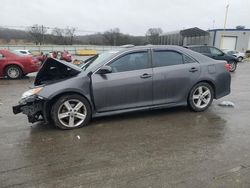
[1,25,98,34]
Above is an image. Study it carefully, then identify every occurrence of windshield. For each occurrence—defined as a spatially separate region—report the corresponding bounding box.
[81,51,119,71]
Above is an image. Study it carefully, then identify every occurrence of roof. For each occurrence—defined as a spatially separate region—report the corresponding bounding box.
[208,28,250,32]
[180,27,209,37]
[161,27,209,37]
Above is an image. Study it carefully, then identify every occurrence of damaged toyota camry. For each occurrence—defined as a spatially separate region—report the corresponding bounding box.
[13,46,231,129]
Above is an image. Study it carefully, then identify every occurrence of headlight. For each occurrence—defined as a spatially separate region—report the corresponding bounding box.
[22,87,43,99]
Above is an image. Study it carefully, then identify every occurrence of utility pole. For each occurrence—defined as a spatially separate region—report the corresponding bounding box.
[220,4,229,49]
[42,25,44,45]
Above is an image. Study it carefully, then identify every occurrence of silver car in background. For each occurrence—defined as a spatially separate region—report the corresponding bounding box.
[223,49,246,62]
[13,45,231,129]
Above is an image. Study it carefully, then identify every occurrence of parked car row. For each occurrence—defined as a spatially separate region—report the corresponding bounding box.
[1,45,241,80]
[19,50,72,63]
[0,49,73,79]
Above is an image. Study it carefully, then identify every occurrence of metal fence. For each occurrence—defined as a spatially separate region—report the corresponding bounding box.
[0,45,115,54]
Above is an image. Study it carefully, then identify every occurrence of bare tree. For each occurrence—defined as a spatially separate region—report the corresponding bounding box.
[65,27,76,45]
[146,28,163,44]
[52,27,65,44]
[103,28,121,46]
[28,24,47,45]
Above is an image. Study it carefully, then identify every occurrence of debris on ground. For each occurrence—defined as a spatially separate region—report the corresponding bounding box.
[218,101,235,107]
[76,135,81,140]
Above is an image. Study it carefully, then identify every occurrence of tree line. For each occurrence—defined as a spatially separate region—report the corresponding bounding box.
[0,25,163,46]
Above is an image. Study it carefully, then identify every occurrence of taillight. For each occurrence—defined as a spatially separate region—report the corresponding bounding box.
[224,63,230,72]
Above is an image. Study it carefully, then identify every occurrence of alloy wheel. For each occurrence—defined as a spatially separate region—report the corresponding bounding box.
[57,99,87,128]
[192,86,211,109]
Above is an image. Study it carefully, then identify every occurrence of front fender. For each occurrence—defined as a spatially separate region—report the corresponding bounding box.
[38,76,91,100]
[36,75,95,111]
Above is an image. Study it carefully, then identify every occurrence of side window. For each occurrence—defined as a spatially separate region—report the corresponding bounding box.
[200,46,210,54]
[109,51,149,73]
[209,47,223,55]
[183,55,197,64]
[153,51,183,67]
[190,47,201,53]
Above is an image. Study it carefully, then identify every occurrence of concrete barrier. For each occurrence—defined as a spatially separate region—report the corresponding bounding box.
[76,49,97,56]
[0,45,114,54]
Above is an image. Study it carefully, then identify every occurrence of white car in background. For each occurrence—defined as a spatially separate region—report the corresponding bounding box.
[14,50,32,56]
[223,50,246,62]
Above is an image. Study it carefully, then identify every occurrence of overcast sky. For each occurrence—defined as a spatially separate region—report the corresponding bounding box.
[1,0,250,35]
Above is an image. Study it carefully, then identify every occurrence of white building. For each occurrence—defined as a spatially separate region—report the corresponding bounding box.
[160,27,250,52]
[209,28,250,52]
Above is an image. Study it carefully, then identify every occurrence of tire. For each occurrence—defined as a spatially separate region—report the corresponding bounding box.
[51,94,91,130]
[229,61,237,72]
[5,65,23,79]
[188,82,214,112]
[237,57,243,62]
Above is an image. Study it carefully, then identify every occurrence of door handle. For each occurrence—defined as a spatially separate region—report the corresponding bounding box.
[189,67,198,72]
[140,73,152,79]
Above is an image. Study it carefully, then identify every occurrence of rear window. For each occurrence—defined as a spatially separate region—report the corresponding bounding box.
[153,51,183,67]
[189,46,210,54]
[189,47,201,53]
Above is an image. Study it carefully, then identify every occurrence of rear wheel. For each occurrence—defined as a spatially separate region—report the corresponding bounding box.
[5,65,23,79]
[188,82,214,112]
[229,61,237,72]
[51,94,91,130]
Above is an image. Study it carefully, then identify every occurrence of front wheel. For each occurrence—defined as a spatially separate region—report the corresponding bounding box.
[229,61,237,72]
[237,57,243,62]
[51,94,91,130]
[188,82,214,112]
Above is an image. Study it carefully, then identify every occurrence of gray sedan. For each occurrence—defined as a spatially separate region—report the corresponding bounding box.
[13,46,231,129]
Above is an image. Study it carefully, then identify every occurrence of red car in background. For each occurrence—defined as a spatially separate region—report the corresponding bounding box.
[0,50,40,79]
[35,51,72,64]
[50,51,72,62]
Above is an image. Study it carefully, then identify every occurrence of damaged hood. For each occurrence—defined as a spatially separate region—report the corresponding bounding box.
[34,58,82,86]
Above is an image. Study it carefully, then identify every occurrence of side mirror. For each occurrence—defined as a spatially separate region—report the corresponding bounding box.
[97,66,112,74]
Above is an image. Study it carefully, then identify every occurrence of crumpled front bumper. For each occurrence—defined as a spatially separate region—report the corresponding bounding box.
[12,96,48,123]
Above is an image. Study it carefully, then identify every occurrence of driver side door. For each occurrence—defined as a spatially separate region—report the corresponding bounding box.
[91,50,153,112]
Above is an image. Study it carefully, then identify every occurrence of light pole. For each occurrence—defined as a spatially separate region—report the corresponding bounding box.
[220,4,229,49]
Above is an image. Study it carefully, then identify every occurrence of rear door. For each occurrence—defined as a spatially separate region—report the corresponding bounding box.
[92,50,153,112]
[152,49,200,105]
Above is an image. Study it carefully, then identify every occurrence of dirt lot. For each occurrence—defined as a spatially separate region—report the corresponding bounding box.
[0,62,250,188]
